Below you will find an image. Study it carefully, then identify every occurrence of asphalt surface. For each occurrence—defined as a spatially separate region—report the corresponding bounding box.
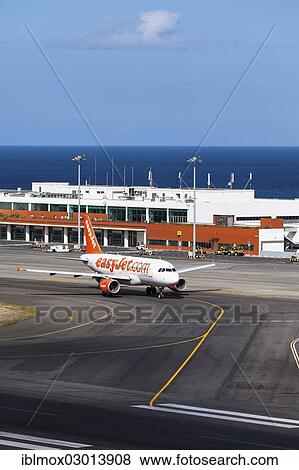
[0,246,298,449]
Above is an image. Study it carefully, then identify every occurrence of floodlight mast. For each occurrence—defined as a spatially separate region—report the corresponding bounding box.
[72,155,86,249]
[186,155,202,258]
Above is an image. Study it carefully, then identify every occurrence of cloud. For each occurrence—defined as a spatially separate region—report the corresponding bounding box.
[137,10,180,40]
[51,10,184,50]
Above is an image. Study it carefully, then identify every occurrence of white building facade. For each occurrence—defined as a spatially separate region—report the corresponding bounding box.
[0,182,299,226]
[0,182,299,253]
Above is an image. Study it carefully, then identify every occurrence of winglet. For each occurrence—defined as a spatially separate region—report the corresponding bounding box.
[83,214,103,254]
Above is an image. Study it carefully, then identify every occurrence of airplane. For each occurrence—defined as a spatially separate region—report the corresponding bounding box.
[18,215,215,299]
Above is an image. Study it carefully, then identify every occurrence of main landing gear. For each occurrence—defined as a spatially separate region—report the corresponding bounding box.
[145,286,165,299]
[146,286,156,296]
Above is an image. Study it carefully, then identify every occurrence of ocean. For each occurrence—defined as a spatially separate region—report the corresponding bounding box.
[0,146,299,199]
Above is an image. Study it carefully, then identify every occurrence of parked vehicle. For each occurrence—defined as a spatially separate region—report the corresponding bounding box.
[216,246,230,256]
[229,246,245,256]
[47,244,70,253]
[217,245,244,256]
[136,243,145,251]
[140,247,155,256]
[187,249,206,259]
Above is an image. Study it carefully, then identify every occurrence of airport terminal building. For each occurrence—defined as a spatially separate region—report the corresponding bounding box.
[1,181,299,255]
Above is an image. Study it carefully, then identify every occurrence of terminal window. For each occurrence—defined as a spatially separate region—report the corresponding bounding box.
[108,230,124,246]
[29,226,44,242]
[190,242,212,249]
[149,208,167,223]
[11,225,25,240]
[0,202,12,210]
[49,227,63,243]
[31,203,49,211]
[69,205,87,213]
[214,215,234,226]
[0,225,7,239]
[88,206,106,214]
[169,209,188,223]
[148,239,167,245]
[108,207,126,222]
[128,207,146,222]
[13,202,29,210]
[50,204,67,212]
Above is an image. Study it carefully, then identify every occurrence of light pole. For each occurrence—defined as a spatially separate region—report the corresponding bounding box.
[72,155,86,249]
[187,155,202,258]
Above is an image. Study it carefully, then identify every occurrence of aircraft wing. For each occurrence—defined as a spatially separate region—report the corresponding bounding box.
[176,262,215,274]
[16,267,131,281]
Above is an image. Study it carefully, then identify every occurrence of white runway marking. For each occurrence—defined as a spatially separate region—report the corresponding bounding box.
[290,338,299,368]
[0,439,54,450]
[0,430,91,448]
[133,403,299,429]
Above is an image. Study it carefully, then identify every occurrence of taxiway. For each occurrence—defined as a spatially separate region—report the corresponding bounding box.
[0,246,298,449]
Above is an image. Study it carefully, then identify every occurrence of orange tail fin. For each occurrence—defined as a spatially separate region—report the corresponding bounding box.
[83,214,103,254]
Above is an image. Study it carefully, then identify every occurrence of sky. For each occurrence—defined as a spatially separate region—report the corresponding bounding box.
[1,0,299,146]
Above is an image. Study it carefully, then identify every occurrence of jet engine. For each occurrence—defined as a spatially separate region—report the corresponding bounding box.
[169,278,187,292]
[99,278,120,294]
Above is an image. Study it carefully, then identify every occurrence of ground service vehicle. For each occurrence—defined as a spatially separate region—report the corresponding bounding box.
[47,244,70,253]
[217,245,244,256]
[187,249,206,259]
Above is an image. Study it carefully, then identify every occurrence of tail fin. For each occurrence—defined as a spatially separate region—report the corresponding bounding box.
[83,214,103,254]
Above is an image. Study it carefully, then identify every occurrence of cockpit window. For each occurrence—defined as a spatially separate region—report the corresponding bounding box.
[172,268,176,272]
[166,268,172,272]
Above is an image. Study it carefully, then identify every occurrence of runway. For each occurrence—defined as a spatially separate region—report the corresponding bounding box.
[0,247,298,449]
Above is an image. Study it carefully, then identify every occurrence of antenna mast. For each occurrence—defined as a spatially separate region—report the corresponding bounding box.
[244,172,253,189]
[228,173,235,189]
[148,167,153,188]
[207,173,211,189]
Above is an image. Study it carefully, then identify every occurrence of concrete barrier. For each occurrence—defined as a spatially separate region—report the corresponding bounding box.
[260,250,293,259]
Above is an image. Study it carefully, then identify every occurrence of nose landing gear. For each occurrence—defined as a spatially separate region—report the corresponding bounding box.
[158,287,165,299]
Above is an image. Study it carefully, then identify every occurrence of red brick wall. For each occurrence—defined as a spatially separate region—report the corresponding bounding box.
[0,209,108,224]
[0,209,260,255]
[260,218,283,228]
[146,223,259,255]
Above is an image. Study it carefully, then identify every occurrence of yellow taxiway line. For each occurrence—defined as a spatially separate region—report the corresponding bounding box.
[290,338,299,369]
[149,300,224,406]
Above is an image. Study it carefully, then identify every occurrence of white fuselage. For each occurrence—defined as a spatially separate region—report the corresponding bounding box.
[80,253,179,287]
